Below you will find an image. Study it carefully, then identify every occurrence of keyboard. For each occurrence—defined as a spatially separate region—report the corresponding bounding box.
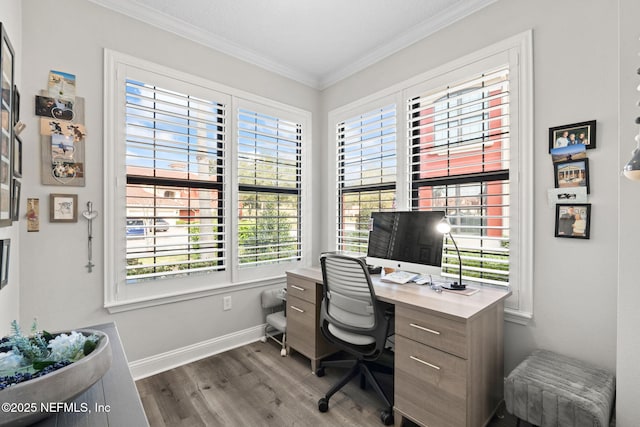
[381,271,418,284]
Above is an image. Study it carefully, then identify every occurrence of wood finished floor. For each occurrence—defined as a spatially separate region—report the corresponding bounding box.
[136,340,524,427]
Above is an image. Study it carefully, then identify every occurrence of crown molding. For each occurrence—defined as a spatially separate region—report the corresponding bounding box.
[317,0,498,89]
[89,0,496,90]
[88,0,321,87]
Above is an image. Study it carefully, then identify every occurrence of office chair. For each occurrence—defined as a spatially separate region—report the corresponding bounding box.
[260,288,287,356]
[316,254,394,426]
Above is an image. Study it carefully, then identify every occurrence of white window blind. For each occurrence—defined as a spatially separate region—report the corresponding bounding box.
[409,67,510,286]
[237,108,302,266]
[125,79,226,282]
[336,104,396,254]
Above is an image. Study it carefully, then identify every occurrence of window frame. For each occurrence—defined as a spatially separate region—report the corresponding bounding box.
[104,50,312,312]
[326,31,533,323]
[334,101,399,254]
[232,98,310,283]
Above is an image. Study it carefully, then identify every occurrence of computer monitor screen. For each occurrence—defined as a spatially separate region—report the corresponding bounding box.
[366,211,445,275]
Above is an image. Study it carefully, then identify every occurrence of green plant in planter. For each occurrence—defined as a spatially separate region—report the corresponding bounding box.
[0,320,100,390]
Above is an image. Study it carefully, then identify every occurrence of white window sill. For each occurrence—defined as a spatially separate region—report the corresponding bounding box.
[504,308,533,325]
[105,275,286,313]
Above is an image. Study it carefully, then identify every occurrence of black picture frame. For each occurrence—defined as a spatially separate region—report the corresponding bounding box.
[549,120,596,152]
[12,85,18,125]
[11,179,19,221]
[12,135,20,177]
[555,203,591,239]
[0,239,10,287]
[554,158,590,194]
[0,22,14,227]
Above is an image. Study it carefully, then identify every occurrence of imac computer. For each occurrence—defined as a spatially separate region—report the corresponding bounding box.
[366,211,446,278]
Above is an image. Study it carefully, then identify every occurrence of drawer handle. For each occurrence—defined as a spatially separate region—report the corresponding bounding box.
[410,356,441,370]
[290,285,305,292]
[290,305,304,313]
[409,323,441,335]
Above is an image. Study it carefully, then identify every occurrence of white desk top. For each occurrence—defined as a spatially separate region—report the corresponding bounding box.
[287,266,511,322]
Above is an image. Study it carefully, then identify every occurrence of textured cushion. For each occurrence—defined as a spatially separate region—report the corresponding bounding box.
[266,311,286,332]
[505,350,615,427]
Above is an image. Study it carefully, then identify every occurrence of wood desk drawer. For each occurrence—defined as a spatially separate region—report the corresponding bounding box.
[287,275,317,304]
[286,295,316,358]
[396,305,467,358]
[395,335,467,426]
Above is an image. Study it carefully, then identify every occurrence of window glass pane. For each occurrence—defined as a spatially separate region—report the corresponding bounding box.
[125,79,226,282]
[238,191,300,265]
[337,104,396,254]
[410,68,510,287]
[338,189,396,254]
[126,184,224,282]
[237,108,302,266]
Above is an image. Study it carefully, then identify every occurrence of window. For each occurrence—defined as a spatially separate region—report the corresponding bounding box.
[409,67,510,287]
[125,79,226,282]
[104,50,311,310]
[329,32,533,321]
[237,107,303,266]
[335,104,397,254]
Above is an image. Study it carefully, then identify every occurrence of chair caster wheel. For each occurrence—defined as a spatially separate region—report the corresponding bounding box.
[280,348,287,357]
[315,367,325,377]
[260,337,267,343]
[318,397,328,413]
[380,409,394,425]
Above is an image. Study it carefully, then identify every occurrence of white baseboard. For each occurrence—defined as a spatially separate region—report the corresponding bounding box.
[129,324,265,380]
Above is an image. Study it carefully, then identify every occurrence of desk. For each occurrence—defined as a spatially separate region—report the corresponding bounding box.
[32,322,149,427]
[286,267,511,427]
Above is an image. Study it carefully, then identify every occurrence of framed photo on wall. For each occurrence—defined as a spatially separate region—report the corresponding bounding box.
[13,135,21,177]
[554,158,590,194]
[0,23,14,227]
[549,120,596,152]
[11,179,19,221]
[555,203,591,239]
[0,239,10,288]
[49,193,77,223]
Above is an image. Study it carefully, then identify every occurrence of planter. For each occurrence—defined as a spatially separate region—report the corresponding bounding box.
[0,329,112,427]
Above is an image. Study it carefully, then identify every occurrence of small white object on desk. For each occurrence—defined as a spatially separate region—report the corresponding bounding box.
[380,270,418,284]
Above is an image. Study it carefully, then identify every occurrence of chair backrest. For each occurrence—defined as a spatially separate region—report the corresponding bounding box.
[261,288,284,310]
[319,254,390,359]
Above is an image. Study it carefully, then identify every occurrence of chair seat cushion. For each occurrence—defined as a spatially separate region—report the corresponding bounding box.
[328,323,375,346]
[266,311,286,332]
[505,349,615,427]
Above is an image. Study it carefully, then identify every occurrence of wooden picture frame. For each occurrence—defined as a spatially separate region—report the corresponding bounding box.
[554,158,590,194]
[549,120,596,152]
[0,239,10,288]
[49,193,78,223]
[555,203,591,239]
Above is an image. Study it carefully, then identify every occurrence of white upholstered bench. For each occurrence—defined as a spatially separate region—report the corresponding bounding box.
[505,349,615,427]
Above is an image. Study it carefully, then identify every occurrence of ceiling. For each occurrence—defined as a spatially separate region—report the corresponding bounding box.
[89,0,496,89]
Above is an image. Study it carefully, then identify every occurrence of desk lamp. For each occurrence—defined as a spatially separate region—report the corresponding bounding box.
[436,217,465,290]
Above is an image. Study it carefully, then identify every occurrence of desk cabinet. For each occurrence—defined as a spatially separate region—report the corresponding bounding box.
[286,271,337,371]
[285,266,509,427]
[394,303,504,427]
